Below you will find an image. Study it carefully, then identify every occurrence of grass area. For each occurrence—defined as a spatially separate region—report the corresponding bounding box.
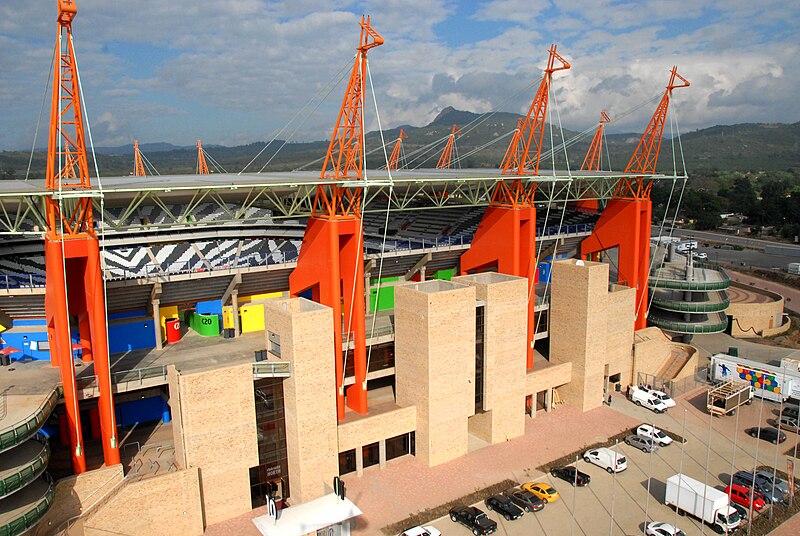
[535,426,688,474]
[381,479,518,535]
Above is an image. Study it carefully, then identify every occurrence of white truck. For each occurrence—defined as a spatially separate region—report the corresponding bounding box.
[665,474,740,534]
[710,353,800,403]
[627,385,672,413]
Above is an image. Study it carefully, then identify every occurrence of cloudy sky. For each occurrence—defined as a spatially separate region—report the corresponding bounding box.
[1,0,798,151]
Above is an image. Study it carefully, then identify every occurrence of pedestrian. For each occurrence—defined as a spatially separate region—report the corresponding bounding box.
[607,395,612,406]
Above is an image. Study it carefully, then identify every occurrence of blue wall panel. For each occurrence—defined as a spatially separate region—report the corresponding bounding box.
[115,396,170,427]
[109,310,147,321]
[108,319,156,354]
[195,299,223,317]
[538,254,569,283]
[12,319,47,327]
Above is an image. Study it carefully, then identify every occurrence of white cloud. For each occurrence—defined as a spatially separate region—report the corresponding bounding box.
[0,0,797,152]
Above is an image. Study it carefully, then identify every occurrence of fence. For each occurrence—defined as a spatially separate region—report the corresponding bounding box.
[636,367,709,399]
[76,365,169,392]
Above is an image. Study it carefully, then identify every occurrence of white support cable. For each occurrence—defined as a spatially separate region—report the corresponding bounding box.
[532,85,571,338]
[406,135,452,170]
[643,102,690,320]
[204,150,228,174]
[26,46,57,181]
[241,57,352,175]
[448,131,514,167]
[73,36,119,446]
[55,29,83,459]
[340,54,371,394]
[140,151,160,176]
[363,60,395,386]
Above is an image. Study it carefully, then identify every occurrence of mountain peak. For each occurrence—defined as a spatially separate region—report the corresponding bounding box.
[429,106,480,127]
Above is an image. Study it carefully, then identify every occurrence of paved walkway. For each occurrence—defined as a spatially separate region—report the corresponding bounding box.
[728,270,800,314]
[204,402,639,535]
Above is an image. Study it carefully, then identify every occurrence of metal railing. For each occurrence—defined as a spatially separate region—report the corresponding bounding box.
[0,387,59,454]
[636,368,708,399]
[0,274,47,291]
[650,294,731,313]
[252,361,292,378]
[56,467,125,535]
[0,433,50,499]
[0,473,55,536]
[647,313,729,334]
[76,365,168,392]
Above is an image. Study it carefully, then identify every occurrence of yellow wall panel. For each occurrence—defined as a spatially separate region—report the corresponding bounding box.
[240,304,265,333]
[159,305,179,338]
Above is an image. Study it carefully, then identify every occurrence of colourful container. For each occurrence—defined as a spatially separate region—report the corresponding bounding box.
[165,319,182,344]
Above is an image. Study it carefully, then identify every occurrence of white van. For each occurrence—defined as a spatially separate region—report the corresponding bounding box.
[583,447,627,474]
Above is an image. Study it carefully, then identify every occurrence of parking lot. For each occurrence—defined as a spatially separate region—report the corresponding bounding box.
[423,390,800,535]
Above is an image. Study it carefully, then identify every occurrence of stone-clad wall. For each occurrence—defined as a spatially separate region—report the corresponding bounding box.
[170,363,259,526]
[264,298,339,503]
[454,273,527,444]
[395,280,476,466]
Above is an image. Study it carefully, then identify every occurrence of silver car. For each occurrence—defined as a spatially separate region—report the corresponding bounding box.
[625,434,659,453]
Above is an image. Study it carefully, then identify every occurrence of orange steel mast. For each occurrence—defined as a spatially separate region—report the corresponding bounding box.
[573,111,611,213]
[461,45,569,369]
[436,124,460,169]
[133,139,146,176]
[290,16,383,420]
[387,129,407,170]
[196,140,209,174]
[581,68,690,330]
[45,0,119,473]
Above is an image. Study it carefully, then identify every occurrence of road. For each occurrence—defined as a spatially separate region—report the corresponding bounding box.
[670,229,800,253]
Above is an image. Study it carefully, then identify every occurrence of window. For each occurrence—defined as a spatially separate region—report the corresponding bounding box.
[362,442,380,469]
[250,377,289,508]
[475,305,485,412]
[385,432,415,461]
[268,331,281,358]
[339,449,356,475]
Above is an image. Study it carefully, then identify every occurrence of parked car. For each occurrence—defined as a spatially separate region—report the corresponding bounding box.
[725,484,766,511]
[729,502,749,524]
[754,470,791,496]
[783,404,799,420]
[583,447,627,473]
[506,489,546,512]
[484,494,524,521]
[550,466,591,486]
[636,424,674,446]
[779,413,800,432]
[628,385,673,413]
[732,470,786,504]
[448,505,497,535]
[745,426,786,444]
[645,522,687,536]
[693,252,708,260]
[521,482,560,503]
[400,527,441,536]
[625,434,659,453]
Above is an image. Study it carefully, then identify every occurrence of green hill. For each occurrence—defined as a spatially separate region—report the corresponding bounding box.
[2,108,798,179]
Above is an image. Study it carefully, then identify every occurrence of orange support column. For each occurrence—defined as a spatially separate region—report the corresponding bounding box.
[84,239,120,466]
[580,198,652,330]
[460,206,538,368]
[289,217,368,420]
[45,238,86,474]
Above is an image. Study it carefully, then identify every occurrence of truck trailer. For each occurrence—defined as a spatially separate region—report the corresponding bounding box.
[665,473,740,533]
[709,353,800,402]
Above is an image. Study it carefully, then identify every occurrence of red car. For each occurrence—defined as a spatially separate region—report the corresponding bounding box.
[725,483,766,511]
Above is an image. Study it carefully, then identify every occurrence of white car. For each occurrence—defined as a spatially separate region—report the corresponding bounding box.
[646,521,686,536]
[400,527,441,536]
[693,252,708,260]
[583,447,627,473]
[649,389,676,408]
[629,385,670,413]
[637,424,674,446]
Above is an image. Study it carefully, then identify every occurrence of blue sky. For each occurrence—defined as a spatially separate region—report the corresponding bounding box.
[0,0,798,151]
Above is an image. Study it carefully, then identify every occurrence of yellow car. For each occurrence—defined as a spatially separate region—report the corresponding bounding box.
[522,482,559,503]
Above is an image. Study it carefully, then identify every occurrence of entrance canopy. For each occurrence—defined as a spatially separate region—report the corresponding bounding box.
[252,494,362,536]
